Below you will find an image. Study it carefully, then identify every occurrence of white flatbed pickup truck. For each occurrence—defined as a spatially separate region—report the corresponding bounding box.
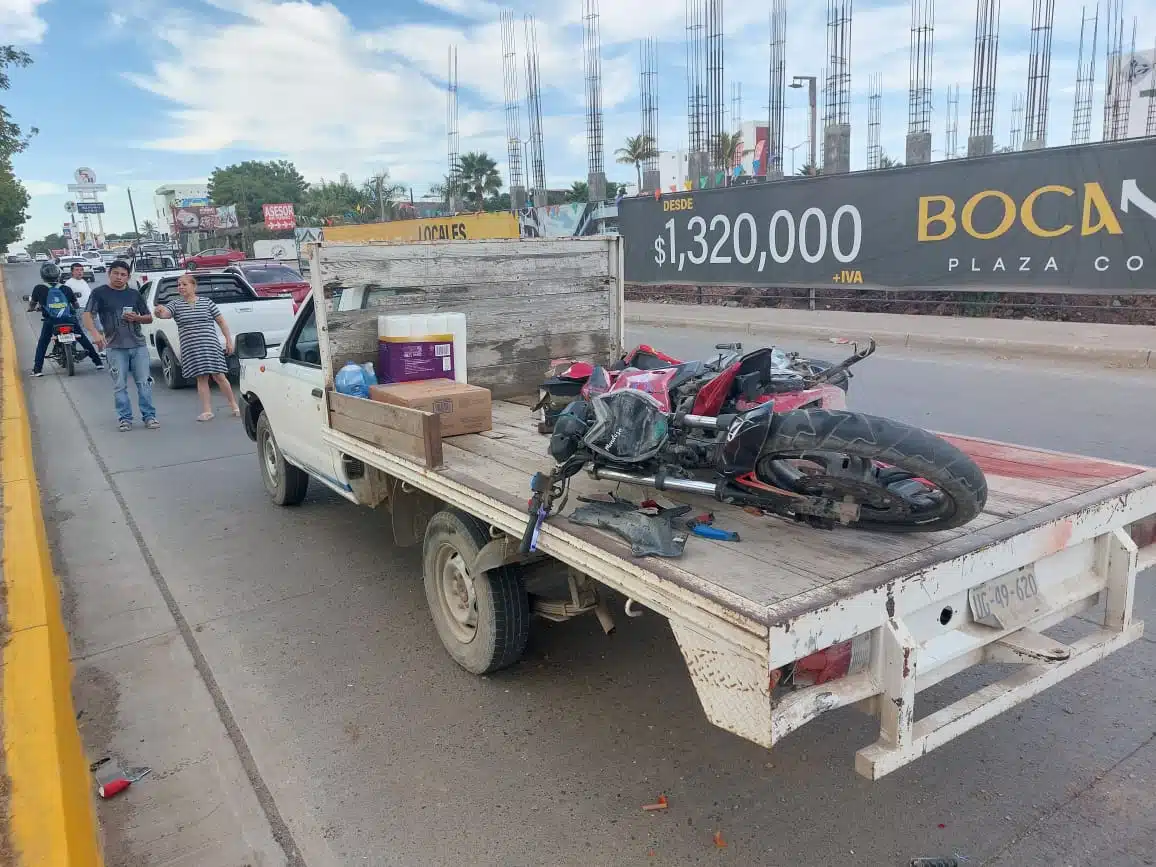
[235,238,1156,779]
[142,271,295,389]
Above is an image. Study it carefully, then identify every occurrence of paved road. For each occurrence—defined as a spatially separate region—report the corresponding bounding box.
[8,262,1156,866]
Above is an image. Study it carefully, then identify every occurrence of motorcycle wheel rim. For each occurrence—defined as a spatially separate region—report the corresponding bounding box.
[758,453,954,524]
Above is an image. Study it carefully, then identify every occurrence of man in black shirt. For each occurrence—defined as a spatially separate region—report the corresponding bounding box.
[28,262,102,377]
[83,260,159,431]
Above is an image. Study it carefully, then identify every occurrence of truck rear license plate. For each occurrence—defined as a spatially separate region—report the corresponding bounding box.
[968,566,1046,630]
[57,334,76,343]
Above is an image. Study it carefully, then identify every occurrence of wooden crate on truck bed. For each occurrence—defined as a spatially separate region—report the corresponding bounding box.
[327,390,442,469]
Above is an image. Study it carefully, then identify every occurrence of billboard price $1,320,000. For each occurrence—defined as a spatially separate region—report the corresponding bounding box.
[618,139,1156,294]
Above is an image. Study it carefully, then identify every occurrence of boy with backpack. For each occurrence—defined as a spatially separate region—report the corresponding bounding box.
[28,262,102,377]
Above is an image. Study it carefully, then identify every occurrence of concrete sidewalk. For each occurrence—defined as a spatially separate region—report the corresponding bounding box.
[626,302,1156,367]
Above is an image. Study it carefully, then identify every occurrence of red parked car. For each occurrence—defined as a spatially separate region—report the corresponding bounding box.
[227,262,310,306]
[186,247,245,269]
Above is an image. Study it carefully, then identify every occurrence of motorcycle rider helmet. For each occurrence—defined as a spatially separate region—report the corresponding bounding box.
[39,262,62,284]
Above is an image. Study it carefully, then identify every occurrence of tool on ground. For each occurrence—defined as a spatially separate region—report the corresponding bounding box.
[94,759,152,799]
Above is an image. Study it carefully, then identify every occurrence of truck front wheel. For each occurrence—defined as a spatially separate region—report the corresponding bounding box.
[256,413,309,506]
[422,510,530,675]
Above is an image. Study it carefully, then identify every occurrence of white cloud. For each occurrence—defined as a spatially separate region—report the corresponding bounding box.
[22,180,66,196]
[113,0,1154,199]
[0,0,50,43]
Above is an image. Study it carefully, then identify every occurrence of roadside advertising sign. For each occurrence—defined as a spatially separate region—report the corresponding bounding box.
[618,139,1156,294]
[262,203,296,231]
[76,202,105,214]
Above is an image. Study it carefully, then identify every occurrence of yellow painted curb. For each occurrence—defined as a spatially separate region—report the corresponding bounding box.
[0,268,104,866]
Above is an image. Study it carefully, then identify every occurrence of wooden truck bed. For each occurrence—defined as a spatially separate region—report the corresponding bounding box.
[431,397,1156,626]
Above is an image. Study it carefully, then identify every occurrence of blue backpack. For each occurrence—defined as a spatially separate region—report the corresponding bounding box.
[43,285,73,320]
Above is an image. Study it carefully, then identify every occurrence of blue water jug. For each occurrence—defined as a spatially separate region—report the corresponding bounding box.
[335,361,371,398]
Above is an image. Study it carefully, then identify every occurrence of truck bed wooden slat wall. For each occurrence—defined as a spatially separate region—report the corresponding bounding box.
[314,239,623,399]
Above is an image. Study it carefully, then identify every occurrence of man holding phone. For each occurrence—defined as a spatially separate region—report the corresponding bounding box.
[84,260,160,431]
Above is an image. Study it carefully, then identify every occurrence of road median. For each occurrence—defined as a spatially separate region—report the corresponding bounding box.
[626,302,1156,367]
[0,269,104,866]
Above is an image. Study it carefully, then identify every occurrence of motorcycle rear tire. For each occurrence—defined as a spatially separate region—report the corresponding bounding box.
[64,344,75,377]
[760,409,987,532]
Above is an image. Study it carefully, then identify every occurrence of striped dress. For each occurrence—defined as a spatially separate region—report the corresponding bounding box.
[168,296,227,378]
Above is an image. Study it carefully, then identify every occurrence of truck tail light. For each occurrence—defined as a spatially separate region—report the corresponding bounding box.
[790,633,873,687]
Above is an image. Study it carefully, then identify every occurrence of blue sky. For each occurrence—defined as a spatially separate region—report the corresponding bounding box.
[3,0,1152,249]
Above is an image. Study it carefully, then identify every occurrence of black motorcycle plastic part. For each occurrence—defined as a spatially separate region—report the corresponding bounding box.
[569,496,691,558]
[548,400,592,463]
[717,404,774,477]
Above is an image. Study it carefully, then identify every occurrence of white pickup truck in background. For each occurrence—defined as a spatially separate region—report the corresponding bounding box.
[143,271,295,388]
[128,251,186,293]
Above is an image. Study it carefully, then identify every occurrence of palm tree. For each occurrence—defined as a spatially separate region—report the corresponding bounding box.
[456,152,503,211]
[712,131,743,175]
[140,219,156,236]
[614,134,658,193]
[362,170,407,222]
[797,163,821,177]
[566,180,589,203]
[878,153,903,169]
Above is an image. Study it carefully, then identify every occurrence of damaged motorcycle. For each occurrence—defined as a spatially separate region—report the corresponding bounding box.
[534,340,869,434]
[519,343,988,553]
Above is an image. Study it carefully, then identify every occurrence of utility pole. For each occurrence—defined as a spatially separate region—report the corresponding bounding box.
[791,75,818,172]
[127,188,140,237]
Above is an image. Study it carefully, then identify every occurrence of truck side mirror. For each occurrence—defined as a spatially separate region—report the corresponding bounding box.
[235,332,267,360]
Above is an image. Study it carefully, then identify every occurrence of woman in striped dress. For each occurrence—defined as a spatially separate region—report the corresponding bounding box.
[153,273,240,422]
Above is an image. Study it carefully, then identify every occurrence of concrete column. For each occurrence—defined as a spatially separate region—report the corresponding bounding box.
[822,123,851,174]
[967,134,994,158]
[905,132,932,165]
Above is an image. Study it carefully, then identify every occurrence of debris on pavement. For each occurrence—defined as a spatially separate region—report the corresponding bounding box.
[712,830,727,849]
[93,758,153,799]
[641,794,669,812]
[910,857,963,867]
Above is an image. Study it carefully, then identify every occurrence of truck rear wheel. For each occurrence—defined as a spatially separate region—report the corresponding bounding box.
[422,509,530,675]
[256,413,309,506]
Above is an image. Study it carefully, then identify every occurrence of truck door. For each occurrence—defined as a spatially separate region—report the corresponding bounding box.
[266,299,345,491]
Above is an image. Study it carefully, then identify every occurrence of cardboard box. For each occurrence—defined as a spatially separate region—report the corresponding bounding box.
[369,379,492,438]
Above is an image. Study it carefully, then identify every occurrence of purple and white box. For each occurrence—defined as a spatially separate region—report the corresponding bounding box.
[377,334,456,383]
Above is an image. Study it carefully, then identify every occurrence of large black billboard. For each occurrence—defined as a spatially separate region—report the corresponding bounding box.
[619,139,1156,293]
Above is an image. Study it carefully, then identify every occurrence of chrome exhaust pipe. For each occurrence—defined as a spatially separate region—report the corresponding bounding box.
[589,466,720,496]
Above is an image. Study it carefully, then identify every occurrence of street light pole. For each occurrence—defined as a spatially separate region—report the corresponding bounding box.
[127,187,140,237]
[790,75,818,173]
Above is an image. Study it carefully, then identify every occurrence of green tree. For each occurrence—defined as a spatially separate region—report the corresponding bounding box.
[483,192,511,212]
[301,177,367,223]
[24,233,66,256]
[797,163,821,177]
[456,152,502,211]
[878,153,903,169]
[140,220,157,235]
[614,134,658,193]
[362,170,407,221]
[566,180,588,203]
[207,159,308,225]
[428,173,464,209]
[712,131,742,174]
[0,46,36,250]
